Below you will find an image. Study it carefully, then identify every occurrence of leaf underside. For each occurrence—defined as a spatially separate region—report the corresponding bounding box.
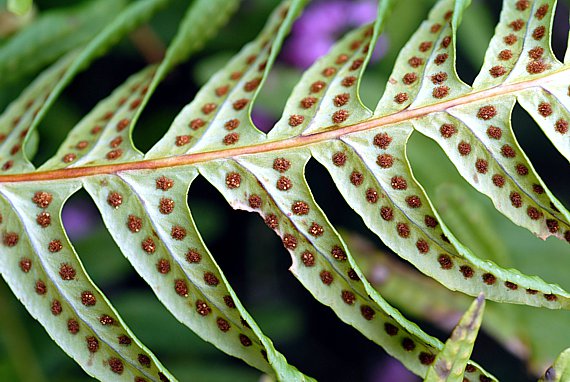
[0,0,568,381]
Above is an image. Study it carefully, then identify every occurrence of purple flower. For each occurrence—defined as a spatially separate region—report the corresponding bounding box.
[62,199,97,240]
[281,0,387,69]
[369,358,420,382]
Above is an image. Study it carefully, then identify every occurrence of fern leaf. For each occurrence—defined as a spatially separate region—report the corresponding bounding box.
[0,0,569,380]
[424,294,485,382]
[7,0,31,16]
[0,0,170,174]
[0,181,175,381]
[0,0,127,86]
[539,348,570,381]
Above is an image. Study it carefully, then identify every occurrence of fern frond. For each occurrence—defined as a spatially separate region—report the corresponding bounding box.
[0,0,568,380]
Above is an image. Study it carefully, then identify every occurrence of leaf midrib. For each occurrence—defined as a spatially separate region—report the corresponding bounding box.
[2,66,568,183]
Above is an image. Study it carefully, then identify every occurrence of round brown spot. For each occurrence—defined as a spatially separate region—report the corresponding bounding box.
[109,136,123,148]
[186,249,202,263]
[223,133,240,145]
[331,245,347,261]
[333,93,350,107]
[431,72,448,85]
[341,290,356,305]
[433,85,449,99]
[141,237,156,254]
[107,192,122,208]
[457,141,472,156]
[555,119,568,134]
[108,358,124,374]
[282,234,297,250]
[490,65,506,77]
[390,176,407,190]
[416,239,429,254]
[384,323,398,336]
[217,318,230,332]
[504,34,518,45]
[532,26,545,40]
[81,291,96,306]
[225,172,241,189]
[106,149,123,160]
[538,102,552,117]
[292,201,310,215]
[322,67,336,77]
[482,273,496,285]
[176,135,191,146]
[434,53,448,65]
[202,103,217,114]
[533,184,545,194]
[288,114,305,127]
[336,54,349,64]
[308,222,324,237]
[248,195,262,209]
[396,223,410,238]
[419,352,435,365]
[477,106,497,120]
[311,81,326,93]
[156,176,174,191]
[51,300,62,315]
[360,305,375,320]
[408,56,424,68]
[175,280,189,297]
[546,219,559,233]
[276,176,293,191]
[405,195,421,208]
[159,198,175,214]
[62,153,76,163]
[36,212,51,227]
[224,119,240,130]
[224,295,236,308]
[544,293,558,302]
[350,171,364,186]
[403,73,417,85]
[204,272,219,286]
[300,97,317,109]
[438,254,453,269]
[441,36,451,48]
[486,126,502,139]
[239,334,252,347]
[342,76,356,87]
[273,158,291,172]
[116,118,130,132]
[492,174,505,188]
[516,0,529,11]
[380,206,394,221]
[475,159,488,174]
[394,93,409,104]
[67,319,79,334]
[32,191,53,208]
[515,163,529,176]
[439,123,456,138]
[301,251,315,266]
[332,152,347,166]
[127,215,142,233]
[402,338,416,351]
[48,239,62,253]
[156,259,170,274]
[529,46,545,60]
[527,60,547,74]
[190,119,205,130]
[366,188,379,203]
[332,109,349,123]
[510,192,523,208]
[348,269,360,281]
[244,78,261,92]
[59,263,76,280]
[501,145,516,158]
[320,270,333,285]
[373,133,392,149]
[419,41,432,52]
[19,258,31,273]
[498,49,513,60]
[100,315,114,325]
[215,85,229,97]
[460,265,474,278]
[264,214,278,229]
[505,281,518,290]
[138,354,151,367]
[350,58,364,71]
